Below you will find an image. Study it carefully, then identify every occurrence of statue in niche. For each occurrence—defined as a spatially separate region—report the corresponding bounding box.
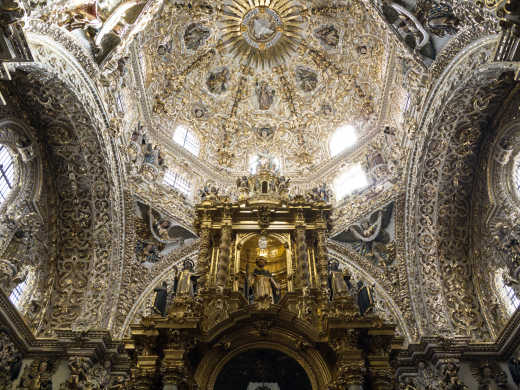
[295,67,318,92]
[153,281,168,316]
[441,362,468,390]
[61,357,90,390]
[315,24,340,47]
[508,357,520,387]
[256,81,275,110]
[199,181,219,200]
[245,257,279,306]
[327,260,352,300]
[0,331,22,389]
[254,126,275,141]
[173,259,198,297]
[307,183,332,203]
[183,23,210,50]
[192,103,207,119]
[357,280,375,315]
[472,362,507,390]
[425,2,459,37]
[206,68,230,94]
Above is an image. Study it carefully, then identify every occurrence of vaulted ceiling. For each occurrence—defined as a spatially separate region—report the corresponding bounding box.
[136,0,405,175]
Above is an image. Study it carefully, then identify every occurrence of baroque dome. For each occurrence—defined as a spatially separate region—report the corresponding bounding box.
[138,0,400,175]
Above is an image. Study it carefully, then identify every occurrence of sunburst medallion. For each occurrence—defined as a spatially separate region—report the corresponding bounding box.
[220,0,305,68]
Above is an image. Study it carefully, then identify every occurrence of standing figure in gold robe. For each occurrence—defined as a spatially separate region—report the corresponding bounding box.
[246,257,279,305]
[173,259,198,297]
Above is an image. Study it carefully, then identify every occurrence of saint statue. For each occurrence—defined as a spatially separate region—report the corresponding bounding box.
[173,259,198,297]
[153,281,168,316]
[246,257,279,305]
[327,260,351,300]
[357,280,375,315]
[509,356,520,386]
[256,81,275,110]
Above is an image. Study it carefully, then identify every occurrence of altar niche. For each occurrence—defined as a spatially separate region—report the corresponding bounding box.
[214,349,312,390]
[237,233,291,305]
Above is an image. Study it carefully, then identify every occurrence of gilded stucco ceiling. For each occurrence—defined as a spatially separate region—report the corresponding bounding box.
[140,0,394,174]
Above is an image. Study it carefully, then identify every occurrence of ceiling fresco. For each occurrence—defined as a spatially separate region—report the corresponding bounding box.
[139,0,396,174]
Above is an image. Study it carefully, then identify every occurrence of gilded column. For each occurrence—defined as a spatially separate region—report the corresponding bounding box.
[215,208,232,288]
[295,226,310,289]
[197,227,211,291]
[294,209,310,289]
[316,228,329,291]
[367,335,394,390]
[330,330,366,390]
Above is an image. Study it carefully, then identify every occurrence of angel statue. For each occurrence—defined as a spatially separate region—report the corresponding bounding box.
[328,259,352,300]
[173,259,199,297]
[245,257,279,306]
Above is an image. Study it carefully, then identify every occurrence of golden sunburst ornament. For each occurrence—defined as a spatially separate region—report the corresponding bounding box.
[220,0,306,68]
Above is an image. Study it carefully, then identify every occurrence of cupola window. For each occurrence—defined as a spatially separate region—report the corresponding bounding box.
[163,170,192,196]
[173,125,200,156]
[334,164,369,200]
[330,125,357,157]
[0,145,14,206]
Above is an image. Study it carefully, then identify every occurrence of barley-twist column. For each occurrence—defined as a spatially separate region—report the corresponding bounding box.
[197,227,211,291]
[215,219,232,288]
[316,228,329,291]
[295,209,309,289]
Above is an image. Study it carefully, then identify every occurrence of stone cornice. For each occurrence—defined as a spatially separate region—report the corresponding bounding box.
[397,308,520,369]
[0,290,123,358]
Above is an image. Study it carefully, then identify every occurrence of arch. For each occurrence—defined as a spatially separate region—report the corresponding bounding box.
[328,245,412,342]
[195,311,332,390]
[404,32,518,340]
[119,245,199,338]
[8,21,127,334]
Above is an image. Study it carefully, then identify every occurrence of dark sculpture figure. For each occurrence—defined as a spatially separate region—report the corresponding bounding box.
[184,23,210,50]
[153,281,168,316]
[327,260,351,300]
[357,280,375,315]
[508,356,520,386]
[315,24,340,47]
[256,80,275,110]
[207,68,230,94]
[295,67,318,92]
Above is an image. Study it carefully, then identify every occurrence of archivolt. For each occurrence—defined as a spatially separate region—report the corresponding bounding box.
[19,21,127,332]
[405,33,517,340]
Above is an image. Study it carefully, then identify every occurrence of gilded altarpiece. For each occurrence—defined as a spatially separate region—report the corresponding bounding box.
[124,166,400,390]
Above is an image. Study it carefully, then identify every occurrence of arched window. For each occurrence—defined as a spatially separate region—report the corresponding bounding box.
[163,170,192,196]
[333,164,369,201]
[249,154,280,174]
[329,125,357,157]
[173,125,200,156]
[9,279,28,308]
[496,270,520,315]
[513,159,520,198]
[0,145,14,206]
